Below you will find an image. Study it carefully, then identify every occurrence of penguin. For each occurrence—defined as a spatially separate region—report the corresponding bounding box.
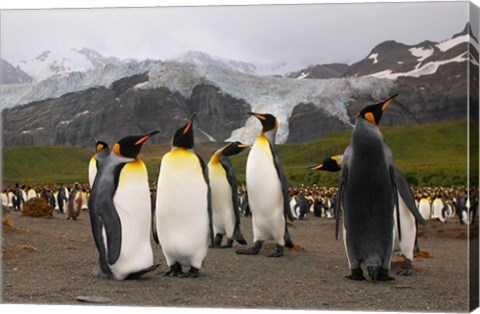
[236,112,294,257]
[66,182,83,220]
[88,131,159,280]
[333,95,399,281]
[208,141,249,248]
[293,193,310,220]
[310,154,426,276]
[88,141,110,188]
[418,196,431,220]
[155,114,214,278]
[431,195,447,222]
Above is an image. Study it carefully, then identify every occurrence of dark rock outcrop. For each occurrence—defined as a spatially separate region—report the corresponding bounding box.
[2,74,251,148]
[287,103,351,143]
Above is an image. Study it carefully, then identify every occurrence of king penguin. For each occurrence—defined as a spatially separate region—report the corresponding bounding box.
[88,131,159,280]
[334,95,399,281]
[208,141,249,248]
[310,154,426,276]
[88,141,110,188]
[155,114,214,278]
[236,112,294,257]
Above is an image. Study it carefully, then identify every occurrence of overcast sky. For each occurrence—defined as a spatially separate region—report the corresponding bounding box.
[0,1,477,67]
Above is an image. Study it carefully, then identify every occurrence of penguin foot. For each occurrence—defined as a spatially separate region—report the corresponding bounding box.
[396,259,413,276]
[91,266,111,279]
[345,268,366,281]
[367,266,395,282]
[220,239,234,248]
[214,234,224,248]
[236,241,262,255]
[165,262,183,277]
[178,267,199,278]
[233,229,248,245]
[267,244,284,257]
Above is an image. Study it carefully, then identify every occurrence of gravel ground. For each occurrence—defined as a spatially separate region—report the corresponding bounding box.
[1,209,477,312]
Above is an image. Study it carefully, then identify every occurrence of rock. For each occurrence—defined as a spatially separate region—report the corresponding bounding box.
[76,296,112,304]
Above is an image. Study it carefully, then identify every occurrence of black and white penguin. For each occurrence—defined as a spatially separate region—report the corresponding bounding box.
[155,114,214,278]
[334,95,399,281]
[236,112,294,257]
[88,141,110,187]
[310,155,426,275]
[88,131,159,280]
[208,141,248,248]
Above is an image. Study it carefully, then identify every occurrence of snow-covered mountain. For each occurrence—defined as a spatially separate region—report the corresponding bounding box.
[13,48,122,82]
[1,59,33,84]
[291,23,478,80]
[169,50,304,77]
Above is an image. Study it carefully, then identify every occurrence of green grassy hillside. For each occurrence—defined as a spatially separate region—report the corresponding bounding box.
[2,120,476,187]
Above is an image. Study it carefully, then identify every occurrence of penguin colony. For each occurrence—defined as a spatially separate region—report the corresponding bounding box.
[87,95,431,282]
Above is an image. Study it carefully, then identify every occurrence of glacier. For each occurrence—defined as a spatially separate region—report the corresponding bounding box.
[0,59,159,110]
[138,61,395,144]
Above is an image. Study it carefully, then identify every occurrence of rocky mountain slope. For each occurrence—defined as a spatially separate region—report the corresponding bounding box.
[1,59,33,84]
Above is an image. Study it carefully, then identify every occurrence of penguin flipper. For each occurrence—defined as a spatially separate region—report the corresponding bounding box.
[335,165,348,240]
[219,157,242,227]
[196,153,215,247]
[151,206,159,245]
[88,210,112,276]
[98,204,122,265]
[390,165,401,241]
[394,167,426,225]
[268,141,294,222]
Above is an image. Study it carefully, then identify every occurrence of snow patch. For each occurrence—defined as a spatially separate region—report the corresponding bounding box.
[296,72,309,80]
[368,53,379,64]
[436,34,469,52]
[409,47,434,61]
[368,53,468,79]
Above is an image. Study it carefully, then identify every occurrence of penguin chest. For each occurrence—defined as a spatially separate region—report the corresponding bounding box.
[88,157,97,188]
[156,150,209,264]
[110,159,153,278]
[208,162,235,234]
[246,137,283,212]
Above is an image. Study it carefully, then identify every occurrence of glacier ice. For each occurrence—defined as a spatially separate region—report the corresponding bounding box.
[138,62,395,144]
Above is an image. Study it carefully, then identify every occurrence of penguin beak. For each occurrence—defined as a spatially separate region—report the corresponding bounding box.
[308,163,323,171]
[134,131,159,146]
[381,94,398,111]
[183,113,197,135]
[237,143,249,149]
[248,112,266,121]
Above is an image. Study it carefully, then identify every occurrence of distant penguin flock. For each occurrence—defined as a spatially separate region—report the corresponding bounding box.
[86,94,435,282]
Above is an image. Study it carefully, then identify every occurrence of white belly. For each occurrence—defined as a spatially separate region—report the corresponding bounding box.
[419,200,431,220]
[156,150,209,269]
[394,192,416,261]
[432,199,445,222]
[209,165,236,238]
[246,138,285,244]
[109,160,154,280]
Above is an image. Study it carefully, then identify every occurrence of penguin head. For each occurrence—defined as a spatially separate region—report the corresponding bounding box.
[172,113,196,149]
[248,112,278,132]
[219,141,249,157]
[309,155,343,172]
[112,131,159,159]
[95,141,109,153]
[357,94,398,126]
